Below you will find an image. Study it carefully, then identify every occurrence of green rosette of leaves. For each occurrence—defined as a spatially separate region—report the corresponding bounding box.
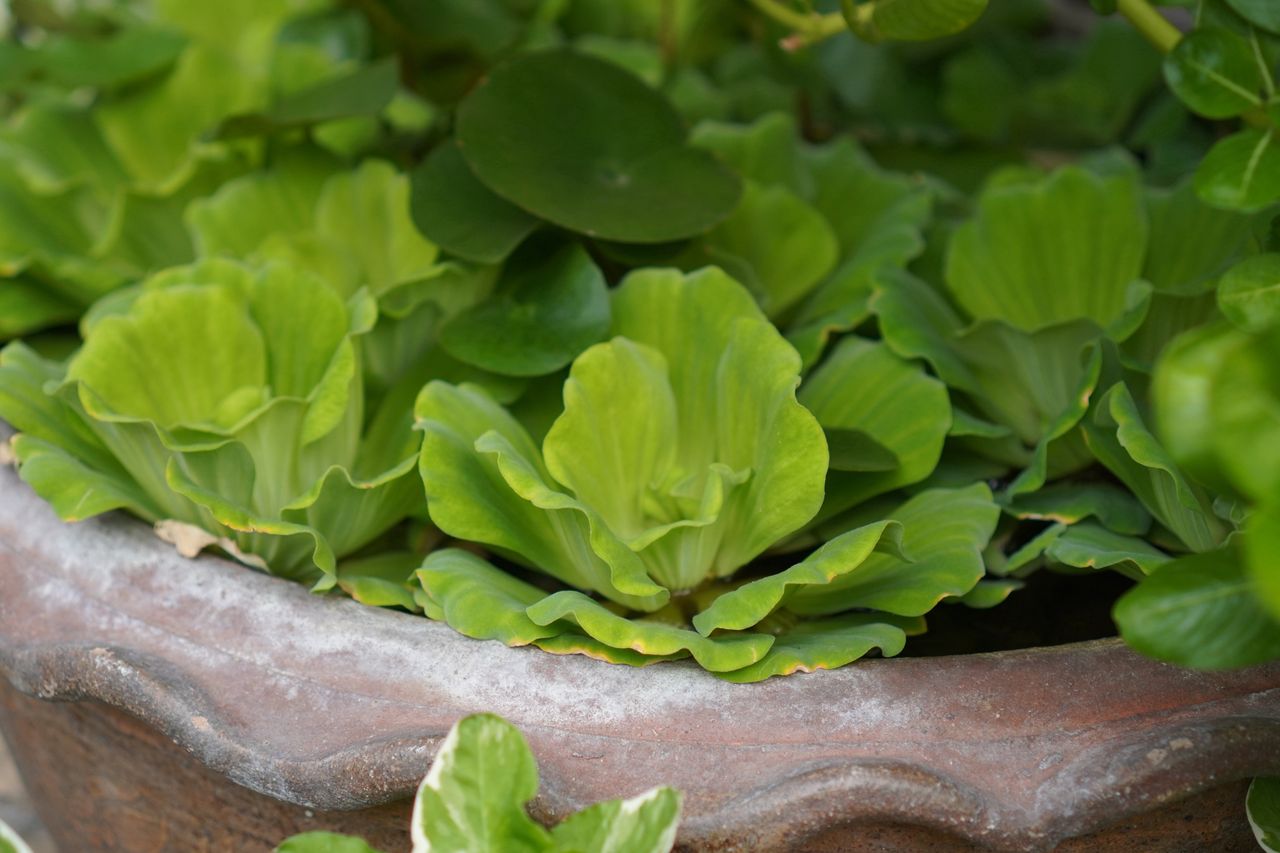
[415,267,998,681]
[0,258,423,589]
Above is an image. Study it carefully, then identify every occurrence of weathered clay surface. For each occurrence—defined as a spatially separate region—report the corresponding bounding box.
[1,462,1279,851]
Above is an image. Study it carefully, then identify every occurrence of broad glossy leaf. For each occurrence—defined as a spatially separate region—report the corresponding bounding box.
[692,520,903,634]
[946,167,1147,332]
[411,714,554,853]
[525,590,773,672]
[1114,547,1280,668]
[844,0,988,43]
[799,336,950,516]
[439,244,609,377]
[1195,129,1280,213]
[409,140,538,264]
[1084,383,1228,553]
[212,58,399,139]
[1164,28,1264,119]
[550,787,681,853]
[1219,254,1280,331]
[1222,0,1280,33]
[788,484,999,616]
[416,549,562,646]
[275,832,384,853]
[718,613,912,683]
[456,50,740,242]
[10,28,187,92]
[1247,500,1280,621]
[1249,778,1280,853]
[948,579,1021,608]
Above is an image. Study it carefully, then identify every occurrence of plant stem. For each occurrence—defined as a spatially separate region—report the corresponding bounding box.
[1115,0,1182,54]
[745,0,846,49]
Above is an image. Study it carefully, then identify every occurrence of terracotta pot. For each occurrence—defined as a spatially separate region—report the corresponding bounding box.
[1,463,1278,853]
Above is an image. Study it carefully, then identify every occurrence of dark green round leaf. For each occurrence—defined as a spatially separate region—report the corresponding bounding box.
[439,242,609,376]
[409,140,539,264]
[1219,253,1280,331]
[456,50,741,243]
[1114,548,1280,669]
[1195,129,1280,212]
[1163,28,1263,119]
[1223,0,1280,33]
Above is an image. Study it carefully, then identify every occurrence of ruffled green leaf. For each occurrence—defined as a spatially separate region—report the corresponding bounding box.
[417,549,563,646]
[1005,482,1152,536]
[533,632,688,666]
[681,182,838,319]
[946,167,1147,333]
[690,113,811,196]
[1083,383,1228,553]
[1142,179,1256,296]
[947,579,1021,609]
[799,336,950,518]
[692,520,903,635]
[525,591,773,672]
[788,484,999,617]
[416,381,667,610]
[718,613,913,683]
[337,552,421,610]
[1043,522,1171,577]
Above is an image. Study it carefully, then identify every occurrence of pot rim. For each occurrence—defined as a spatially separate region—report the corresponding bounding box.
[2,463,1278,852]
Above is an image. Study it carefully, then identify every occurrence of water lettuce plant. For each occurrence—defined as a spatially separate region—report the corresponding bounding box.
[416,266,997,680]
[0,258,421,588]
[276,714,681,853]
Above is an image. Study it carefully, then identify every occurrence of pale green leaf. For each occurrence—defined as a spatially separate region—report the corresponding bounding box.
[525,591,773,672]
[788,484,999,616]
[717,613,912,683]
[411,714,554,853]
[1248,778,1280,853]
[692,520,903,635]
[946,167,1147,332]
[1084,383,1229,553]
[550,787,682,853]
[800,336,950,518]
[275,831,384,853]
[416,549,563,646]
